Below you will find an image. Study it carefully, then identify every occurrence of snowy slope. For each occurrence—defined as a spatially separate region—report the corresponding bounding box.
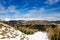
[0,22,49,40]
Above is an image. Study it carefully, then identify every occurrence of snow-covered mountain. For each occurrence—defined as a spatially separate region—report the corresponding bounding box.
[0,22,49,40]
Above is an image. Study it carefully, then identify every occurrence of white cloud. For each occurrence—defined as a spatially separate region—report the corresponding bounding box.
[45,0,59,5]
[2,18,45,21]
[0,4,21,18]
[0,3,60,21]
[22,7,60,21]
[49,7,60,11]
[3,18,11,21]
[22,8,45,18]
[42,12,60,21]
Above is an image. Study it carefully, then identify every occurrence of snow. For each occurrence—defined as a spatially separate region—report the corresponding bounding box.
[0,26,6,30]
[0,22,49,40]
[27,31,49,40]
[0,31,49,40]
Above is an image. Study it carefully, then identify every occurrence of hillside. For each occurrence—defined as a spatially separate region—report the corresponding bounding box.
[0,22,21,39]
[0,22,49,40]
[0,19,60,40]
[4,20,56,25]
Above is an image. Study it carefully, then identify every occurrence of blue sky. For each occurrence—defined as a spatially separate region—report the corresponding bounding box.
[0,0,60,21]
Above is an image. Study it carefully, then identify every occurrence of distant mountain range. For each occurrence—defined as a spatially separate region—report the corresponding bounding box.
[51,21,60,24]
[0,19,60,26]
[2,20,59,25]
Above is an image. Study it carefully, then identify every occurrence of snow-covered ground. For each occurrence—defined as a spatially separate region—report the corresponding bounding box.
[27,31,49,40]
[0,31,49,40]
[0,22,49,40]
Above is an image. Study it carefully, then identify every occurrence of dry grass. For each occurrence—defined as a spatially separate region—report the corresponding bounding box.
[2,22,60,40]
[15,26,38,34]
[0,24,3,29]
[45,25,60,40]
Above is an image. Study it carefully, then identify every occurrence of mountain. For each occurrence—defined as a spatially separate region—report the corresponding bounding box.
[3,20,57,25]
[0,18,60,25]
[52,21,60,24]
[0,22,49,40]
[0,19,60,40]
